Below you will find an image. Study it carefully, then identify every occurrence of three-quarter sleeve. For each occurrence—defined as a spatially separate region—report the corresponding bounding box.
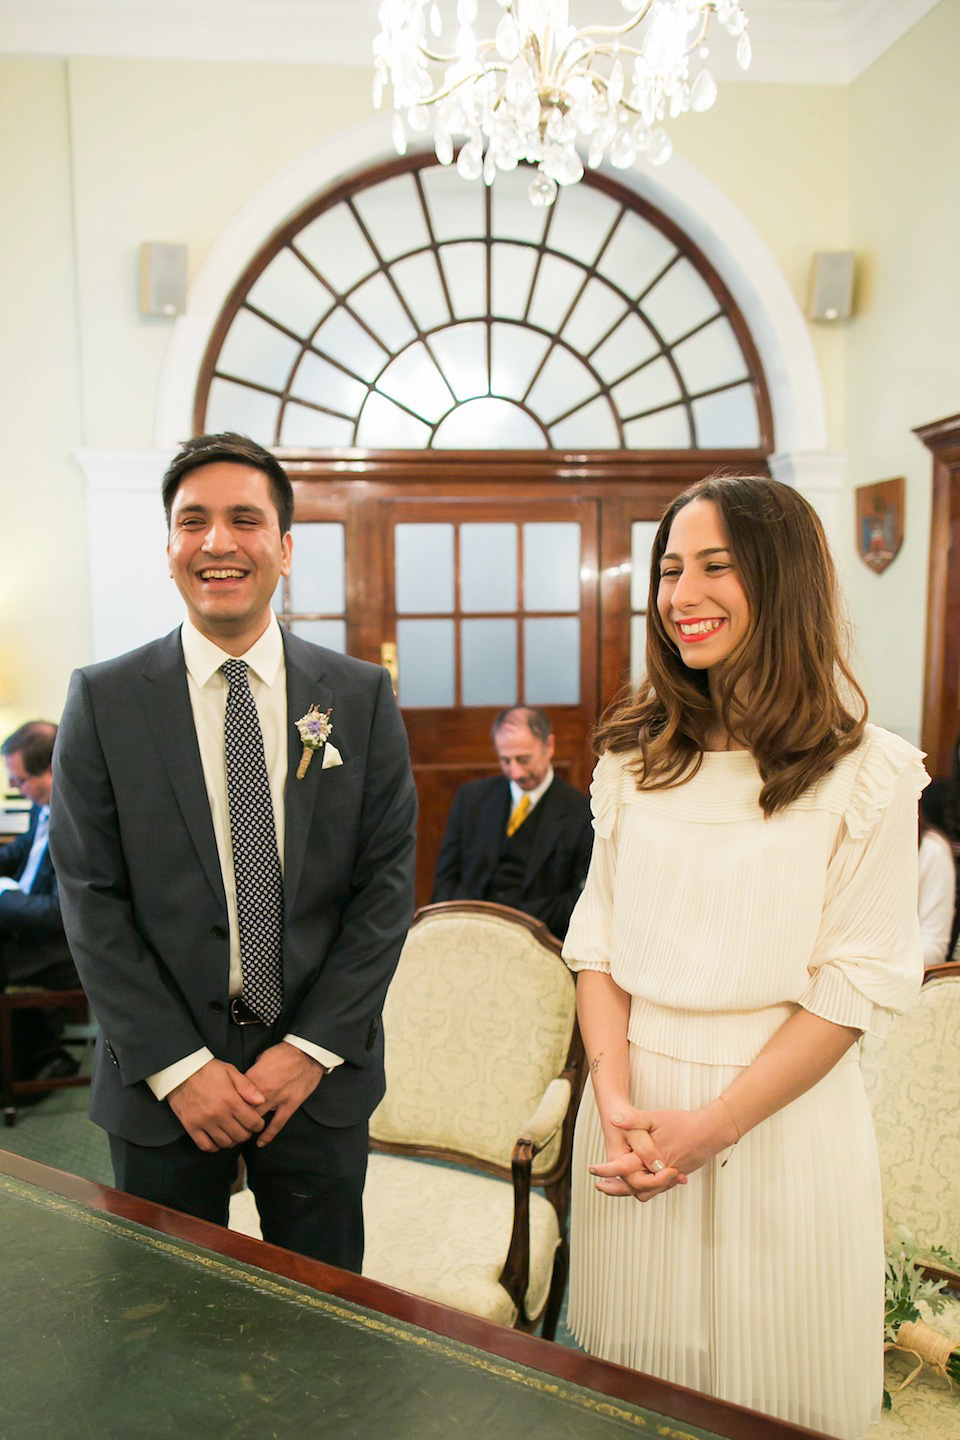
[800,736,927,1037]
[562,750,622,975]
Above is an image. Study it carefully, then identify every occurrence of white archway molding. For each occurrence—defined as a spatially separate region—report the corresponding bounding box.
[155,113,828,464]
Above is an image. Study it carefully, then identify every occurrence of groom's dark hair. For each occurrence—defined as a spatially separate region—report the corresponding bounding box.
[161,432,295,535]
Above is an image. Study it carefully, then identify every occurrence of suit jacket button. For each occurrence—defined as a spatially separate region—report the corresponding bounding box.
[209,1001,225,1014]
[212,925,227,939]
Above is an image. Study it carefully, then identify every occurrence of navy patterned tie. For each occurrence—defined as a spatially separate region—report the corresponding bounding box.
[221,659,284,1024]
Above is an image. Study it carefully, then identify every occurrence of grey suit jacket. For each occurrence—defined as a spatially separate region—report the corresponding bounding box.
[49,627,417,1145]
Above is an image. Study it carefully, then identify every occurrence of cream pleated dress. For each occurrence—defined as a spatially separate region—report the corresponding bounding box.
[562,724,926,1439]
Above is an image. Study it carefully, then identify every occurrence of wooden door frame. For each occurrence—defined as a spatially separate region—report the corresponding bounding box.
[917,413,960,775]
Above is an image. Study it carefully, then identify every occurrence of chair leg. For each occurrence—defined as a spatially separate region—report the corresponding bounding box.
[539,1236,569,1342]
[0,999,17,1127]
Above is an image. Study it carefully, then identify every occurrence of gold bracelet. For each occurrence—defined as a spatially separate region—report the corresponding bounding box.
[717,1093,742,1143]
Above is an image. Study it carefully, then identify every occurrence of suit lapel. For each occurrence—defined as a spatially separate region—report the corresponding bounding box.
[522,781,559,890]
[282,632,331,915]
[139,630,225,904]
[479,780,511,877]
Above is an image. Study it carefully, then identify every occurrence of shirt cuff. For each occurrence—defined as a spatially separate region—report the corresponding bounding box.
[798,965,893,1039]
[284,1034,343,1072]
[0,877,21,893]
[147,1047,214,1101]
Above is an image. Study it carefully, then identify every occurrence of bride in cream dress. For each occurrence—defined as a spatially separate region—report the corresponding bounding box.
[562,475,925,1439]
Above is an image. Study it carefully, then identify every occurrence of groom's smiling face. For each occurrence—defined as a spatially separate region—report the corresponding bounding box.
[167,461,292,653]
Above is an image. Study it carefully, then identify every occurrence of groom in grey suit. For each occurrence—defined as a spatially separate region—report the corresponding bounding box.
[50,433,417,1269]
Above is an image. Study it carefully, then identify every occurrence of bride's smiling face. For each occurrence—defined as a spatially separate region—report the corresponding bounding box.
[656,499,750,671]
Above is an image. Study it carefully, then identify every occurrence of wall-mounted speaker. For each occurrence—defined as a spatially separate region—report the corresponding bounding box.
[139,242,188,317]
[807,250,855,323]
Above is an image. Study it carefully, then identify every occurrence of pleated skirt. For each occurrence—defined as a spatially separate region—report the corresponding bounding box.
[568,1043,883,1439]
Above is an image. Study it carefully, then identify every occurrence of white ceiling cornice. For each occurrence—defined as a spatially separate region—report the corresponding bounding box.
[0,0,945,84]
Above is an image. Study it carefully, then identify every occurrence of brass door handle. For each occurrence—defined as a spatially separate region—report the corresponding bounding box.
[380,641,398,697]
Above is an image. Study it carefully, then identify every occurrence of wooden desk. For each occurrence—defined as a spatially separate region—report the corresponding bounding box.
[0,1151,830,1440]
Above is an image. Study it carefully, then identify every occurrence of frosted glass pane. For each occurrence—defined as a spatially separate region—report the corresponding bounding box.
[550,396,619,449]
[314,309,387,382]
[279,404,355,448]
[295,208,377,292]
[352,172,430,262]
[247,250,332,338]
[433,398,546,448]
[596,210,676,296]
[218,309,300,388]
[527,348,598,423]
[527,253,585,332]
[421,164,485,242]
[429,323,489,402]
[693,384,760,448]
[523,524,580,612]
[440,242,487,320]
[524,618,580,705]
[630,614,647,687]
[490,323,550,400]
[291,619,346,654]
[631,521,661,611]
[490,166,549,244]
[562,278,628,355]
[491,242,539,320]
[550,183,620,265]
[397,619,455,707]
[395,524,454,613]
[391,251,452,332]
[205,378,279,444]
[643,259,719,345]
[290,351,367,415]
[462,620,518,707]
[461,524,517,611]
[592,313,660,384]
[612,356,684,418]
[356,392,431,447]
[378,343,454,423]
[673,315,748,394]
[350,272,418,351]
[289,523,345,613]
[624,406,692,448]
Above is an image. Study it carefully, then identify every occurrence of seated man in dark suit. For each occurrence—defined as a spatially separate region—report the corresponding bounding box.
[432,707,593,939]
[1,721,80,1080]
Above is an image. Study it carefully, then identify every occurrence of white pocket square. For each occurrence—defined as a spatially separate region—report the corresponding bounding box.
[321,743,343,769]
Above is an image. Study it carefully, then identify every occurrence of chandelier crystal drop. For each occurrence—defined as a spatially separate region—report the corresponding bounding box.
[373,1,751,206]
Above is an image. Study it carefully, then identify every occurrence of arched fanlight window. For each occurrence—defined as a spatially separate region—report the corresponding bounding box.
[195,154,772,453]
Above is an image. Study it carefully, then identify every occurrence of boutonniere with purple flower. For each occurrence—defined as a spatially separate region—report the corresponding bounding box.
[295,705,333,779]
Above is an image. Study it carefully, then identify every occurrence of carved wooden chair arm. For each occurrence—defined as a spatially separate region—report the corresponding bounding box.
[497,1077,574,1315]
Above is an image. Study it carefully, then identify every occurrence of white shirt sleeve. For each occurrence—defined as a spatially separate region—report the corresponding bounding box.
[918,831,956,969]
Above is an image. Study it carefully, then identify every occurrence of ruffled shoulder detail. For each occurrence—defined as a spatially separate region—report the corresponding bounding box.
[842,725,928,840]
[589,748,633,839]
[803,724,928,839]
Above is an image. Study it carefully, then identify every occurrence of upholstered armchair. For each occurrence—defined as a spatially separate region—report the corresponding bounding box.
[361,901,583,1338]
[861,963,960,1435]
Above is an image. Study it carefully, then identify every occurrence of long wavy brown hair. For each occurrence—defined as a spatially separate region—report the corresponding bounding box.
[596,474,867,815]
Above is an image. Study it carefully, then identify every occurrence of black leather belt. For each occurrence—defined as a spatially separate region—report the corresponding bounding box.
[229,998,265,1026]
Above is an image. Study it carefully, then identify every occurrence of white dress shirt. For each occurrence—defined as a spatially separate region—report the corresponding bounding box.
[147,615,342,1101]
[0,805,50,894]
[509,766,554,815]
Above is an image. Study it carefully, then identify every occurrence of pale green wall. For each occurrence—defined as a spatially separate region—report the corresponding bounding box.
[0,58,85,731]
[844,0,960,745]
[0,16,955,745]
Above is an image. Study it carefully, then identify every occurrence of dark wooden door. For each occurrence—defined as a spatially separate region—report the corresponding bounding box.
[371,496,600,906]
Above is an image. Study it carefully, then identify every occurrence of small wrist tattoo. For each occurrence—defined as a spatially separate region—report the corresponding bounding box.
[590,1052,603,1075]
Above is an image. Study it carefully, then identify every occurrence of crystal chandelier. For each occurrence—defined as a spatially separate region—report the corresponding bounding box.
[373,2,752,206]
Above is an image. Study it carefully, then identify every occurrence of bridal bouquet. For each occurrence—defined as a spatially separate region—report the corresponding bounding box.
[883,1227,960,1407]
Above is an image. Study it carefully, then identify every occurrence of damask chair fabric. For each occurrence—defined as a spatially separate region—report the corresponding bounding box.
[861,965,960,1436]
[229,903,582,1332]
[367,901,581,1334]
[861,966,960,1255]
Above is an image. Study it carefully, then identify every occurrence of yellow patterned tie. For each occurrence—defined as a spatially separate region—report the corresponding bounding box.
[506,794,531,838]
